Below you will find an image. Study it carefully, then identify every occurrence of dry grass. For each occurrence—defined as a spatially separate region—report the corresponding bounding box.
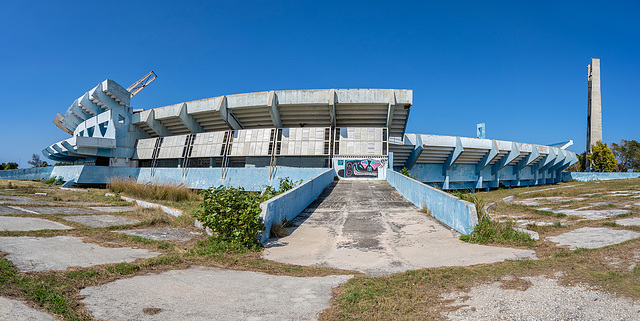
[107,178,201,203]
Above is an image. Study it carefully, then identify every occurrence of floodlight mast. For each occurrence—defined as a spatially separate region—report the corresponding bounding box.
[127,71,157,98]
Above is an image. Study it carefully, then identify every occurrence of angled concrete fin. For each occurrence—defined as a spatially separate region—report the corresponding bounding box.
[328,89,336,127]
[492,142,520,175]
[514,145,540,174]
[443,137,464,174]
[178,103,204,133]
[476,140,499,174]
[216,96,243,130]
[404,135,423,169]
[267,91,283,128]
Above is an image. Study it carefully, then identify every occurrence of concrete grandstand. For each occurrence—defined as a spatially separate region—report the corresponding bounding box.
[41,77,577,190]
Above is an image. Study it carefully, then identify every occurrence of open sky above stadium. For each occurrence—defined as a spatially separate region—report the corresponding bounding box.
[1,0,638,167]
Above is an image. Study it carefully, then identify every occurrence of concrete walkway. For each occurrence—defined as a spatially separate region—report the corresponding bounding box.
[264,180,536,276]
[80,266,351,321]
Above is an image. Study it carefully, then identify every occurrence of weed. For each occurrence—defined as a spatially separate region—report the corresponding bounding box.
[603,221,619,227]
[454,191,535,247]
[270,223,290,238]
[107,178,199,202]
[106,262,140,275]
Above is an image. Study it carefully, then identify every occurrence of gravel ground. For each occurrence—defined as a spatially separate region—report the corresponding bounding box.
[441,275,640,321]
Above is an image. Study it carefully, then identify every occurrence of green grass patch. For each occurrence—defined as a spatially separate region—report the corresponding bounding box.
[451,191,535,247]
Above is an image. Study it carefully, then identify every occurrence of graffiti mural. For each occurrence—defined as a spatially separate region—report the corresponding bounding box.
[337,159,384,178]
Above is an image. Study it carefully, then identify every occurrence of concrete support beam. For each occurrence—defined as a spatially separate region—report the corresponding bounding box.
[53,113,73,135]
[492,142,520,175]
[404,135,423,169]
[328,89,337,127]
[267,91,283,128]
[216,96,243,130]
[475,140,499,190]
[537,148,557,173]
[443,137,463,175]
[69,100,91,121]
[89,83,123,111]
[177,103,204,133]
[514,145,540,174]
[143,110,171,137]
[442,137,463,189]
[79,92,102,116]
[386,92,397,128]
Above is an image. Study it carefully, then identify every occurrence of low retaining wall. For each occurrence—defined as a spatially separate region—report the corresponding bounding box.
[0,166,331,191]
[0,167,54,181]
[386,170,478,235]
[257,169,335,243]
[563,172,640,182]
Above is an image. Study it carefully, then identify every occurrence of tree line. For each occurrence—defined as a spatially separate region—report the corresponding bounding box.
[567,139,640,172]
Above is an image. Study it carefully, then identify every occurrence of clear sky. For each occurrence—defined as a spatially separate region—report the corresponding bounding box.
[1,1,638,167]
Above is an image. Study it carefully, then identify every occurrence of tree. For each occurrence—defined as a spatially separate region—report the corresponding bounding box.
[587,141,618,172]
[41,161,49,167]
[27,153,42,167]
[4,162,18,170]
[565,152,586,172]
[611,139,640,172]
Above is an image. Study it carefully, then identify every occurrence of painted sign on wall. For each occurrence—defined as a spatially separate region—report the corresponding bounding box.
[336,158,386,179]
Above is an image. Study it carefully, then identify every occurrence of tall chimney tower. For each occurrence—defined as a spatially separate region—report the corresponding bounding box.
[586,58,602,153]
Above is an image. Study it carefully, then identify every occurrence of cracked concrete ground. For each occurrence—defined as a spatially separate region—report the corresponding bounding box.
[441,275,640,321]
[80,266,352,321]
[0,236,160,271]
[0,296,55,321]
[264,181,536,276]
[0,216,72,231]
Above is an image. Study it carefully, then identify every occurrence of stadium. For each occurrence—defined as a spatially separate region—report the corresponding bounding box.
[41,75,577,190]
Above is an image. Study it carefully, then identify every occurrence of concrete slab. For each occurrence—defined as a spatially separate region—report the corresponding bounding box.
[80,266,351,321]
[546,227,640,250]
[0,216,72,231]
[0,296,55,321]
[0,195,51,205]
[88,206,137,213]
[548,208,630,220]
[441,275,640,320]
[264,181,536,276]
[62,215,139,228]
[616,217,640,226]
[0,236,160,271]
[0,206,30,215]
[17,206,100,215]
[510,197,585,206]
[114,228,192,242]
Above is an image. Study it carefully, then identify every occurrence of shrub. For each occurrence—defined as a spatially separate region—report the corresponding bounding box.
[43,177,56,185]
[54,177,64,185]
[195,177,302,247]
[399,167,417,179]
[194,186,266,248]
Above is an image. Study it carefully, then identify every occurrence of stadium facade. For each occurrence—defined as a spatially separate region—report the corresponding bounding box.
[42,78,578,190]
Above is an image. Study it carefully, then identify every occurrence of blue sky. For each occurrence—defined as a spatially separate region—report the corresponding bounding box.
[1,1,638,167]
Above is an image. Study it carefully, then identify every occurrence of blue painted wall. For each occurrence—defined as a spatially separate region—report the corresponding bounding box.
[0,165,332,191]
[563,172,640,182]
[0,167,53,180]
[258,169,335,243]
[386,170,478,235]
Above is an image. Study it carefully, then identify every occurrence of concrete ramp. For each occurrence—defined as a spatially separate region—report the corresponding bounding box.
[264,180,535,276]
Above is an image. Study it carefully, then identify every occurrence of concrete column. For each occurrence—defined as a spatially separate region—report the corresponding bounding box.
[587,58,602,153]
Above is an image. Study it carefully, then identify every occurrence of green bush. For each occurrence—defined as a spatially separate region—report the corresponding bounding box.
[194,186,267,248]
[195,177,302,248]
[43,177,56,185]
[399,167,417,179]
